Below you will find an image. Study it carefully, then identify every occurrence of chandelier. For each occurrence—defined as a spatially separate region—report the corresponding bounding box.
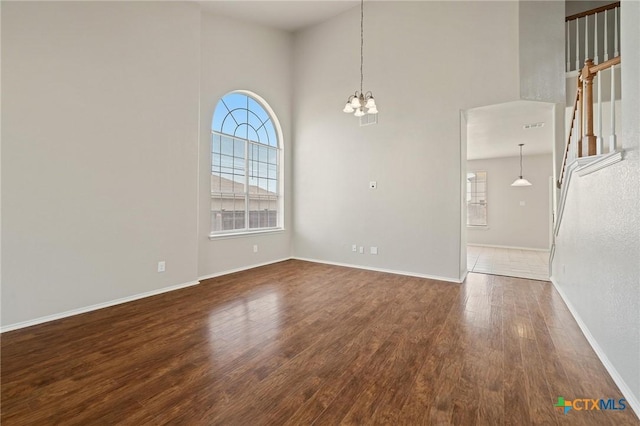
[342,0,378,117]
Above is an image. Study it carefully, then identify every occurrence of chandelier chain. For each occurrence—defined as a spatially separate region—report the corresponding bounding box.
[342,0,377,117]
[360,0,364,94]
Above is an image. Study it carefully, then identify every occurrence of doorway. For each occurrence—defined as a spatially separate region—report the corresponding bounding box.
[461,100,556,281]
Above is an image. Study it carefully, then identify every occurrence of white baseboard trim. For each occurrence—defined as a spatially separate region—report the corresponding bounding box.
[576,150,623,177]
[467,243,550,252]
[550,276,640,420]
[292,257,462,284]
[459,269,469,283]
[548,244,555,277]
[0,279,201,333]
[198,257,293,281]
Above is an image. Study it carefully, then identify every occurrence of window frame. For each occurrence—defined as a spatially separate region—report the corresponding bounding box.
[466,171,488,228]
[209,91,283,238]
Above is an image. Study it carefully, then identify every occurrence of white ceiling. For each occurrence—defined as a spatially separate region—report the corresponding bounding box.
[466,101,555,160]
[198,1,359,32]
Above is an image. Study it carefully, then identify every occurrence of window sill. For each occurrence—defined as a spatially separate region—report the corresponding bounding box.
[209,228,285,241]
[467,225,490,230]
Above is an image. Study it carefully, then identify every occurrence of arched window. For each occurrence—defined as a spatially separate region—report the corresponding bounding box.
[210,92,281,235]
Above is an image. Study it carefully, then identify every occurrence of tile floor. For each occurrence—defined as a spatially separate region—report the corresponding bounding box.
[467,245,549,281]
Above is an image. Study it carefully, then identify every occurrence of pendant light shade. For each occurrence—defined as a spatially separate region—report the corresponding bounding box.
[511,143,532,187]
[511,178,532,187]
[343,104,355,113]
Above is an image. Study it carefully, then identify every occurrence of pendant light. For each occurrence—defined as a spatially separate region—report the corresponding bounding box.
[511,143,532,186]
[342,0,378,117]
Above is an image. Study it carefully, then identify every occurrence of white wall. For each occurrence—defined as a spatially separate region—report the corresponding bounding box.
[519,0,565,104]
[467,154,552,250]
[1,2,295,328]
[552,0,640,411]
[1,2,201,326]
[197,12,293,278]
[292,1,520,281]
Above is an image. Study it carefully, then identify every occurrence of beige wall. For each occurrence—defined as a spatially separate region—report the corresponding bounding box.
[519,1,565,103]
[197,12,293,278]
[292,1,522,281]
[2,2,201,326]
[1,1,293,327]
[467,154,553,250]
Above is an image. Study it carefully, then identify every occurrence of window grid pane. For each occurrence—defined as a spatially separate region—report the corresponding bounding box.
[211,93,280,234]
[467,171,487,226]
[248,195,278,229]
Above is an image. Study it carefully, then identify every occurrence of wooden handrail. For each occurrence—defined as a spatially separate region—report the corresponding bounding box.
[557,87,581,189]
[565,2,619,22]
[589,56,621,74]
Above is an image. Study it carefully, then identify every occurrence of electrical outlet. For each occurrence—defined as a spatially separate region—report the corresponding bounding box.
[369,181,377,189]
[352,244,357,252]
[253,245,258,253]
[157,261,166,273]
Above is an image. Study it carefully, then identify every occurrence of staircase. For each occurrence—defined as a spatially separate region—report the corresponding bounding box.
[552,2,623,258]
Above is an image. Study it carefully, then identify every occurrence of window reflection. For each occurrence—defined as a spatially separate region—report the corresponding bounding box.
[207,290,281,361]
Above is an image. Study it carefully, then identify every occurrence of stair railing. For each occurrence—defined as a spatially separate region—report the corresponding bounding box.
[557,56,620,189]
[566,2,620,73]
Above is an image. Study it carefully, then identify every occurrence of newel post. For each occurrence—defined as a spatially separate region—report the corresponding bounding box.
[582,59,597,156]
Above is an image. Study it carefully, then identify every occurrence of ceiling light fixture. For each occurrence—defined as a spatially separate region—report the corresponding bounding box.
[511,143,532,186]
[342,0,378,117]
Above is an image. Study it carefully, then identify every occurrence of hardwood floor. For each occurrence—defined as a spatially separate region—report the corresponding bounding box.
[1,260,637,425]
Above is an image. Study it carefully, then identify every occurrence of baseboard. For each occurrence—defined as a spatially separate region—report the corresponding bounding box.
[198,257,293,281]
[576,150,623,178]
[292,257,462,284]
[548,244,555,277]
[467,243,550,252]
[0,279,201,333]
[550,276,640,420]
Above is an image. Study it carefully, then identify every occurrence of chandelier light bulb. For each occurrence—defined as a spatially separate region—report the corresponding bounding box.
[367,106,378,114]
[365,97,376,109]
[354,108,366,117]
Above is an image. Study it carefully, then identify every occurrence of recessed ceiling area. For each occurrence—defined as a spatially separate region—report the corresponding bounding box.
[197,1,359,32]
[466,100,555,160]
